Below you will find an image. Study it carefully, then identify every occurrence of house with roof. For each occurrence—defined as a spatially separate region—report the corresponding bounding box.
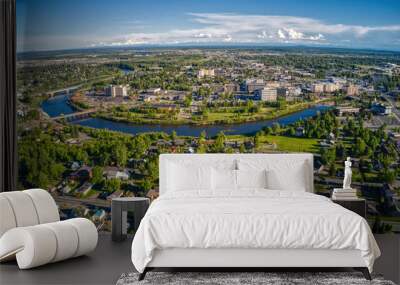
[92,209,106,221]
[106,190,124,201]
[69,166,92,181]
[103,166,130,180]
[75,182,93,196]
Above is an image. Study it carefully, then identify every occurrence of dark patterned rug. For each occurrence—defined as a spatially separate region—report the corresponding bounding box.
[116,271,395,285]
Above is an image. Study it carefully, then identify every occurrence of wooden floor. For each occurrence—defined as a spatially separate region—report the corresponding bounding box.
[1,233,398,285]
[0,233,134,285]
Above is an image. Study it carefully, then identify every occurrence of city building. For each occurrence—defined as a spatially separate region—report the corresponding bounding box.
[139,94,158,102]
[223,83,240,93]
[147,87,161,94]
[245,79,265,93]
[371,102,392,115]
[161,90,187,101]
[323,83,339,93]
[197,68,215,79]
[276,87,302,101]
[277,87,289,99]
[335,106,360,116]
[105,85,129,97]
[345,84,359,96]
[255,87,277,102]
[289,86,302,97]
[266,81,280,88]
[311,83,324,93]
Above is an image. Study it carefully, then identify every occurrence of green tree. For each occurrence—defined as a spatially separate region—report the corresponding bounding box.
[321,147,336,166]
[272,123,280,135]
[114,144,128,167]
[288,127,296,137]
[171,130,177,143]
[91,166,104,185]
[104,178,121,193]
[197,144,207,153]
[212,132,226,153]
[254,132,262,149]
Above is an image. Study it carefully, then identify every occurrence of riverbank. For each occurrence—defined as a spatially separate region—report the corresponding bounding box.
[71,105,330,137]
[93,100,331,126]
[41,94,331,137]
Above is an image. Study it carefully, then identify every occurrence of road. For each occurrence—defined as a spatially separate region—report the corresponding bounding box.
[382,93,400,123]
[54,195,111,208]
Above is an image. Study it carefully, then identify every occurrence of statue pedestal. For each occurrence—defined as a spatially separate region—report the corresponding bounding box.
[332,188,358,200]
[333,188,356,192]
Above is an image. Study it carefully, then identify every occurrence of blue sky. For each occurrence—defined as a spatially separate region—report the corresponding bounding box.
[17,0,400,52]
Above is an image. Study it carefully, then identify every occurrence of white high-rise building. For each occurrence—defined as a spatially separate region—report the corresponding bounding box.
[105,85,128,97]
[323,83,339,93]
[311,83,324,93]
[345,84,359,96]
[256,87,277,102]
[246,79,265,93]
[198,69,215,79]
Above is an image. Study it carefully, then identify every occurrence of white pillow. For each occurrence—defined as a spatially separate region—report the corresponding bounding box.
[265,161,308,191]
[237,158,310,192]
[236,169,267,189]
[212,168,237,191]
[167,162,212,192]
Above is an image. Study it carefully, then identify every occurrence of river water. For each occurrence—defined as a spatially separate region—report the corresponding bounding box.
[41,95,329,137]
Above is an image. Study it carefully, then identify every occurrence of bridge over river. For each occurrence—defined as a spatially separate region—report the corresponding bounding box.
[51,109,97,122]
[47,85,82,97]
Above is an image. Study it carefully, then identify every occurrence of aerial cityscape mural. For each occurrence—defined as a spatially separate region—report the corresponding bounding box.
[16,0,400,233]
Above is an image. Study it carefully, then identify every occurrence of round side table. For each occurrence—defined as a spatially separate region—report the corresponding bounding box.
[111,197,150,241]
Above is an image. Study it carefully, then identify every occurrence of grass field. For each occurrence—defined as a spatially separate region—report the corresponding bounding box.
[259,135,320,153]
[227,134,321,153]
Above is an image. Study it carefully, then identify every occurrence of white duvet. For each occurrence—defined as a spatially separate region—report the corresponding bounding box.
[131,190,380,273]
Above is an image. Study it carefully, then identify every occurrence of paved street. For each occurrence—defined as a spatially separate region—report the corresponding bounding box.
[383,94,400,123]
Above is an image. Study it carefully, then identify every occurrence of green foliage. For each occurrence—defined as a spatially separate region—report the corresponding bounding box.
[211,132,226,153]
[287,126,296,137]
[378,169,397,184]
[301,111,338,139]
[91,166,104,185]
[320,147,336,166]
[18,130,70,188]
[254,132,262,149]
[18,126,156,189]
[271,123,281,135]
[113,143,128,167]
[104,178,121,193]
[17,63,116,97]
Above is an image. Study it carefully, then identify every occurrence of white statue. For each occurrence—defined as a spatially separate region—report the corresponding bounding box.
[343,157,352,190]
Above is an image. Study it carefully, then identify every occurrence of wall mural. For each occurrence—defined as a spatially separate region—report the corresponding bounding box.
[16,0,400,233]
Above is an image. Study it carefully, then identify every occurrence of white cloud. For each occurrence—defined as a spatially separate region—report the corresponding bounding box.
[277,29,286,39]
[194,33,212,38]
[93,13,400,48]
[309,34,325,41]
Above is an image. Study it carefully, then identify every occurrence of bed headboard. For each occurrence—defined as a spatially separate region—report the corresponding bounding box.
[159,153,314,195]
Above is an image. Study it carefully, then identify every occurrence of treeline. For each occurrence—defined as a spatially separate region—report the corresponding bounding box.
[17,63,117,97]
[255,54,398,71]
[18,125,163,192]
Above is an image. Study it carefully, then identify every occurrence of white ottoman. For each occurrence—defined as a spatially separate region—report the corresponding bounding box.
[0,189,98,269]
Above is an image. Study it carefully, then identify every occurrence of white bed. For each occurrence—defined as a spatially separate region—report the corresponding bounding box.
[131,154,380,280]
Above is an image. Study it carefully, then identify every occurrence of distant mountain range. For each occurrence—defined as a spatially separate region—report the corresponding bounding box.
[17,44,400,61]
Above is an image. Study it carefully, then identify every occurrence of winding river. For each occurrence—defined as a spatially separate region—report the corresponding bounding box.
[42,95,330,137]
